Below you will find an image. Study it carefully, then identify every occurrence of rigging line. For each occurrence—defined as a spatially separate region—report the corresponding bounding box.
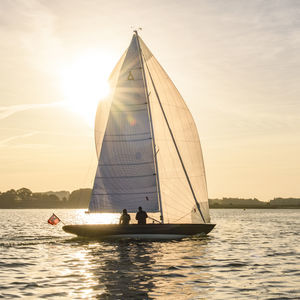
[161,189,195,210]
[162,200,193,214]
[159,202,192,218]
[148,216,161,224]
[135,31,164,224]
[142,54,206,224]
[173,210,192,223]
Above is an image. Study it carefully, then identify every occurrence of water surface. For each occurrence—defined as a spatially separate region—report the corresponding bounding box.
[0,209,299,299]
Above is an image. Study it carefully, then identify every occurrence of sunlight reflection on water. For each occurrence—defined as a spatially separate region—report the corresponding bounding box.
[76,210,119,224]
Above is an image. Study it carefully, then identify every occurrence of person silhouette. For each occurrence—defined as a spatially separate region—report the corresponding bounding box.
[119,209,131,225]
[135,206,148,225]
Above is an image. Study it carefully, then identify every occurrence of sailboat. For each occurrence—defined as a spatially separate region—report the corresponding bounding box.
[63,31,215,239]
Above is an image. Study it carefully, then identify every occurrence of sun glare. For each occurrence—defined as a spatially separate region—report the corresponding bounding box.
[60,51,113,126]
[74,210,119,224]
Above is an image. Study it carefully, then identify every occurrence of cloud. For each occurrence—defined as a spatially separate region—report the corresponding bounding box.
[0,128,91,149]
[0,0,64,75]
[0,131,39,147]
[0,102,63,120]
[0,131,58,149]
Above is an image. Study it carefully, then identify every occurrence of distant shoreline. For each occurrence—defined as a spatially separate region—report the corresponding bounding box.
[1,188,299,209]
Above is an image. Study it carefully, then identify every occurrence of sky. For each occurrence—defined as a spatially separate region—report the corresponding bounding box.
[0,0,299,201]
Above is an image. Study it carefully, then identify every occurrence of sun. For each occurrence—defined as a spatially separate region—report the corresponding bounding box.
[60,50,113,126]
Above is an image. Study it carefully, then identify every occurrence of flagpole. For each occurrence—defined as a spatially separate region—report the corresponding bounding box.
[55,212,66,225]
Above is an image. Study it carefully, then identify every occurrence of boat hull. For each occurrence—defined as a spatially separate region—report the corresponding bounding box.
[62,224,215,240]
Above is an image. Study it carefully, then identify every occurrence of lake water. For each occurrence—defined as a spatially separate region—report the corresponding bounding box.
[0,209,299,299]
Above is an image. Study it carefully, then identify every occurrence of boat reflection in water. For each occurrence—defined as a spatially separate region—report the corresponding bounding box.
[66,236,213,299]
[91,242,156,299]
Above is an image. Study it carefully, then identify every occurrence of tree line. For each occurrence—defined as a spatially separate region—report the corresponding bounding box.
[0,188,299,209]
[209,197,300,208]
[0,188,91,209]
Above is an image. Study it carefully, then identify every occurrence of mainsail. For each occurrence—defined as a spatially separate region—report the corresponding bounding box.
[89,32,210,224]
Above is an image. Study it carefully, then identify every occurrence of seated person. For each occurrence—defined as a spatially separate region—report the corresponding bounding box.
[135,206,148,224]
[119,209,131,225]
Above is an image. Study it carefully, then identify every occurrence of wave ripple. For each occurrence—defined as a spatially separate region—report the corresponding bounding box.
[0,209,299,299]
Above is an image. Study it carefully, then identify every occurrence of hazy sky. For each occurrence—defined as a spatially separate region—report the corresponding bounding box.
[1,0,299,201]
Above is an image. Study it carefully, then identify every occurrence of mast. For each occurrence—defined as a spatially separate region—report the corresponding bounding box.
[134,30,164,224]
[141,49,206,224]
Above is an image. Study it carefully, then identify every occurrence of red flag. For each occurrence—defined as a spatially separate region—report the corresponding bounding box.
[48,213,60,225]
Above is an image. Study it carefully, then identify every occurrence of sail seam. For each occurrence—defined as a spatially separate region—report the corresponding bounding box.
[96,132,150,136]
[95,174,155,179]
[93,192,157,195]
[110,108,147,112]
[103,137,151,142]
[99,161,154,166]
[111,103,147,106]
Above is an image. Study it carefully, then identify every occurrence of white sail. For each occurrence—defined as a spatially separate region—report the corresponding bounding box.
[139,38,210,224]
[89,35,159,213]
[89,33,210,224]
